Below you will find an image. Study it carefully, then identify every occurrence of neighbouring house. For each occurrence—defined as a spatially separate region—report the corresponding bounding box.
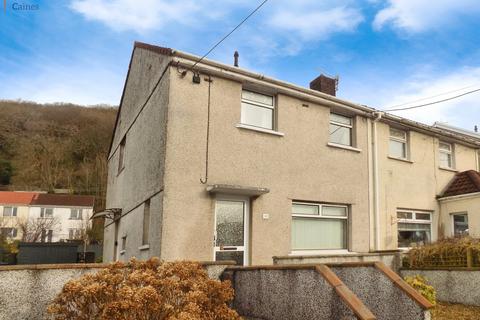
[0,191,95,242]
[438,170,480,237]
[99,41,480,265]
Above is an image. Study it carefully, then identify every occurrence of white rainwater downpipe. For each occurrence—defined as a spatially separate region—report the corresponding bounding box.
[372,111,383,251]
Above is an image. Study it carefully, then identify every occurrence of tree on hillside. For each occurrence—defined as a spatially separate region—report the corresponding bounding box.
[0,100,116,210]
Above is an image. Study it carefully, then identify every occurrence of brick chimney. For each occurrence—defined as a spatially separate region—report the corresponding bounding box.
[309,74,337,96]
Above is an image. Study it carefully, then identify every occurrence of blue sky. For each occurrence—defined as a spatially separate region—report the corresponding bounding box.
[1,0,480,130]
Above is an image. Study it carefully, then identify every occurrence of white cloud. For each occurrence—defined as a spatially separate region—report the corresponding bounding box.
[0,62,123,105]
[349,66,480,129]
[268,5,364,40]
[70,0,364,56]
[70,0,219,32]
[373,0,480,32]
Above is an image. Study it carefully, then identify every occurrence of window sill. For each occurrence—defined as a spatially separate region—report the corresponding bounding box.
[289,249,350,256]
[236,123,284,137]
[439,166,458,173]
[138,244,150,251]
[119,250,126,255]
[327,143,361,153]
[387,156,413,164]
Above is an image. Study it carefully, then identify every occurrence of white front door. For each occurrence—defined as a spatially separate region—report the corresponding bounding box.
[214,197,249,265]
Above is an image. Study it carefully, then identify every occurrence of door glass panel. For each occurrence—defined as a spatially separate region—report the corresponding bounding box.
[215,200,244,247]
[215,251,244,265]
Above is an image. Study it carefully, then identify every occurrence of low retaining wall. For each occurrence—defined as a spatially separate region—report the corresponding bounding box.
[401,268,480,306]
[0,261,234,320]
[222,265,372,320]
[331,262,432,320]
[223,263,432,320]
[273,251,404,272]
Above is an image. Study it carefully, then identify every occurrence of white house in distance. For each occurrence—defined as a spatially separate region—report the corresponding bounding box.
[0,191,95,242]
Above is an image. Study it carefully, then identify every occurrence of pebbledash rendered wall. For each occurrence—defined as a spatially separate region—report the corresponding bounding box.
[0,262,233,320]
[224,263,432,320]
[401,268,480,306]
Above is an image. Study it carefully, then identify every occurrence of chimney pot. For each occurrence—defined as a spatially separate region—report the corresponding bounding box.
[234,51,239,67]
[310,74,337,96]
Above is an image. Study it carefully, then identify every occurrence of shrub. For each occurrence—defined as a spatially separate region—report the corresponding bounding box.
[404,275,436,306]
[48,258,242,320]
[405,236,480,268]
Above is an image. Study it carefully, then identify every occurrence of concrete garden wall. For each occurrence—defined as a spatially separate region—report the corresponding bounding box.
[401,269,480,306]
[331,264,431,320]
[223,263,433,320]
[0,262,232,320]
[223,267,359,320]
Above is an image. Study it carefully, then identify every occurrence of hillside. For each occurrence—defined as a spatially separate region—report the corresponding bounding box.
[0,100,117,209]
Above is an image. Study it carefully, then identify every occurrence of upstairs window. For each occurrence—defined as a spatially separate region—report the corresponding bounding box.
[389,128,408,159]
[40,208,54,218]
[70,208,83,220]
[329,113,353,146]
[439,141,454,169]
[240,90,275,130]
[3,206,17,217]
[118,136,126,174]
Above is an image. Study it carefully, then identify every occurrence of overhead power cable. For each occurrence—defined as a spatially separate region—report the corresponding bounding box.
[383,87,480,112]
[385,84,480,109]
[189,0,269,71]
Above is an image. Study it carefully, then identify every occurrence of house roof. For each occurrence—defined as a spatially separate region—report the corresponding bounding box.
[440,170,480,198]
[0,192,37,205]
[108,41,480,157]
[0,191,95,207]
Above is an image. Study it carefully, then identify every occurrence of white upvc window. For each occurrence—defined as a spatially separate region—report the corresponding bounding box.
[292,202,348,251]
[397,210,432,248]
[439,141,454,169]
[389,127,408,159]
[2,206,17,217]
[452,213,469,236]
[68,228,82,240]
[40,208,54,218]
[329,113,353,146]
[240,90,275,130]
[41,229,53,242]
[70,208,83,220]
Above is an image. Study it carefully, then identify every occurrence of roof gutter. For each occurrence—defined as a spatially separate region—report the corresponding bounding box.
[172,53,374,116]
[437,191,480,202]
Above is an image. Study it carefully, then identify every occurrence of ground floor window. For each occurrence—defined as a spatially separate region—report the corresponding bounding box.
[397,210,432,248]
[291,202,348,250]
[452,213,469,236]
[0,227,17,238]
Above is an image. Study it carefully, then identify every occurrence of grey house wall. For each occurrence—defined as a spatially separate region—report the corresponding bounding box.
[104,47,171,262]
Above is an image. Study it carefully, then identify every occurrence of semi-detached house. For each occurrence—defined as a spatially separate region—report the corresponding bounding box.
[101,41,480,265]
